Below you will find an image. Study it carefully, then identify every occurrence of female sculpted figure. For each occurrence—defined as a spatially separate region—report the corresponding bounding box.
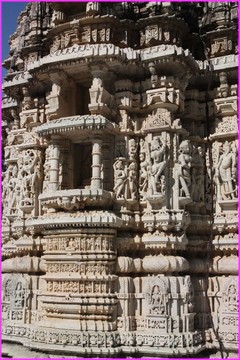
[216,141,237,200]
[128,162,137,200]
[139,151,148,198]
[177,140,192,198]
[113,160,127,199]
[150,285,165,315]
[149,137,167,194]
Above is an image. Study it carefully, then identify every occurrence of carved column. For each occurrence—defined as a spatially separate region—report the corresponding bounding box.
[91,139,102,190]
[49,138,60,191]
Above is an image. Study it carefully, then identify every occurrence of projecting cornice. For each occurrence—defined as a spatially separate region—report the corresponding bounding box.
[25,43,200,75]
[36,114,119,137]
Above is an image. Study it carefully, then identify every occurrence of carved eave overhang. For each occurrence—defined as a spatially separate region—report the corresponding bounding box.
[25,210,124,231]
[39,188,113,210]
[213,212,238,234]
[140,45,200,76]
[36,115,119,140]
[2,71,32,94]
[27,43,139,73]
[2,96,18,110]
[199,54,238,72]
[212,234,238,252]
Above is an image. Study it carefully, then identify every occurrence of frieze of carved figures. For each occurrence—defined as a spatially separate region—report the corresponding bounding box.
[3,149,42,216]
[176,140,192,198]
[146,277,169,316]
[214,140,238,201]
[191,145,205,202]
[46,280,112,294]
[46,235,114,252]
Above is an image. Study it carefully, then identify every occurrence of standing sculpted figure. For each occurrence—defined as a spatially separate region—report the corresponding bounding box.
[128,162,138,200]
[139,152,148,198]
[113,160,127,199]
[177,140,192,198]
[150,285,165,315]
[149,137,167,195]
[128,138,137,161]
[139,139,148,199]
[215,141,237,200]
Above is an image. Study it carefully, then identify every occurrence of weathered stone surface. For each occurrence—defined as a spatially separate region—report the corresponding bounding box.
[2,2,238,358]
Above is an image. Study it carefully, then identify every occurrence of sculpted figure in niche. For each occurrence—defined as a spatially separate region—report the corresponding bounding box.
[113,159,127,199]
[128,162,138,200]
[177,140,192,198]
[215,141,237,200]
[223,284,238,312]
[14,282,25,308]
[19,150,39,207]
[43,147,51,192]
[128,138,137,161]
[149,137,167,195]
[3,279,12,302]
[139,149,148,199]
[5,164,20,215]
[150,285,166,315]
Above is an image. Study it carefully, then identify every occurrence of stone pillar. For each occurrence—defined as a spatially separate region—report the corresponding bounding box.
[49,138,60,191]
[91,139,102,190]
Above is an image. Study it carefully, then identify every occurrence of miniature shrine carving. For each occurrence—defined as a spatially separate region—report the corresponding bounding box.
[1,2,238,359]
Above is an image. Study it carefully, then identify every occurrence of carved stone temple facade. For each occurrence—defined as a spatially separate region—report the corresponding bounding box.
[1,2,238,358]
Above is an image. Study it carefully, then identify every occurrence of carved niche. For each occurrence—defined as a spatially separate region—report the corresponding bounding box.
[175,140,192,201]
[146,277,169,316]
[222,279,238,313]
[214,140,238,201]
[218,278,238,340]
[2,275,29,322]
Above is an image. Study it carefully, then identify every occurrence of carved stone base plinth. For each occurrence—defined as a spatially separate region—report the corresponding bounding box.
[2,325,206,357]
